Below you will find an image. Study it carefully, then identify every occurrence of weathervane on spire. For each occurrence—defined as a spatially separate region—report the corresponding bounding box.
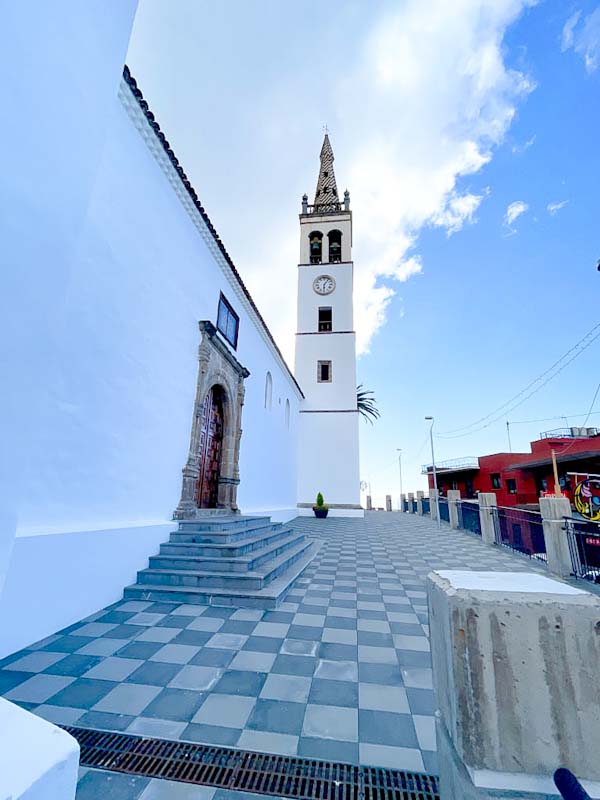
[322,124,329,135]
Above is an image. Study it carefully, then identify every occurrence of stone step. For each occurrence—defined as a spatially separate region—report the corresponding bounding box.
[123,541,320,610]
[176,516,271,532]
[136,539,312,591]
[150,532,305,573]
[159,526,296,559]
[169,520,281,545]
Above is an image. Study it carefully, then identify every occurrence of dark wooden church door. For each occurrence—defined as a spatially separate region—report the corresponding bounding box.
[195,385,224,508]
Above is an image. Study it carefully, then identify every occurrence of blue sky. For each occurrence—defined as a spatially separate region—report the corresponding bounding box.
[127,0,600,503]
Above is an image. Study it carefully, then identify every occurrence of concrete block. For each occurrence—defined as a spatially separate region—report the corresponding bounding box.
[428,570,600,797]
[0,698,79,800]
[416,491,424,516]
[385,495,392,512]
[429,489,438,521]
[540,496,573,579]
[478,493,497,547]
[408,492,415,513]
[366,495,372,511]
[448,489,461,529]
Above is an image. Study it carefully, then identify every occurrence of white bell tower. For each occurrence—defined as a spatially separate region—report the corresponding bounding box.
[294,135,363,517]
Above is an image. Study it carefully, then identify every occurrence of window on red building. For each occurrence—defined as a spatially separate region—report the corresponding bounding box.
[491,473,501,489]
[506,478,517,494]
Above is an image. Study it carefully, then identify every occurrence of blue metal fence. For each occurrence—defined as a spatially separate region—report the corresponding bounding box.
[411,499,417,513]
[439,497,449,523]
[565,517,600,582]
[492,506,547,564]
[422,497,430,515]
[457,501,482,536]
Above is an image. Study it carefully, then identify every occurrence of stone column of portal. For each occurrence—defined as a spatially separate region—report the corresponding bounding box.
[408,492,415,513]
[447,489,461,529]
[428,570,600,800]
[540,495,573,578]
[429,489,438,521]
[416,491,424,515]
[366,495,372,511]
[385,495,392,512]
[477,493,497,546]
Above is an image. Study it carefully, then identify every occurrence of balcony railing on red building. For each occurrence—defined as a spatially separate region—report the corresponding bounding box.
[421,457,479,475]
[492,506,547,565]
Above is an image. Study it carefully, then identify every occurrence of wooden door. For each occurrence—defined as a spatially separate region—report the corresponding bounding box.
[195,386,224,508]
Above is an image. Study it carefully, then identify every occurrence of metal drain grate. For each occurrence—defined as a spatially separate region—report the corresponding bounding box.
[64,726,439,800]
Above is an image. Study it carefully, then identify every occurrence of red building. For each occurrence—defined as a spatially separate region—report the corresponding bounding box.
[423,428,600,509]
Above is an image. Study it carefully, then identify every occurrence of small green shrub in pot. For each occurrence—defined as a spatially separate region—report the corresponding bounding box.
[313,492,329,518]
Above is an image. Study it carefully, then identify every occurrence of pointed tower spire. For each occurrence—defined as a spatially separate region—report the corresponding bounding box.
[314,133,339,209]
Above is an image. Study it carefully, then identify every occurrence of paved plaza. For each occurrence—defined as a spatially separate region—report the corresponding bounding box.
[0,512,547,798]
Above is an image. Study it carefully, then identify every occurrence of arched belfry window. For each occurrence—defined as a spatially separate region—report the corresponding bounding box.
[264,371,273,410]
[328,230,342,263]
[309,231,323,264]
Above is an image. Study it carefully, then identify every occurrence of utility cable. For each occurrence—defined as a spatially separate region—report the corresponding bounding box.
[437,321,600,436]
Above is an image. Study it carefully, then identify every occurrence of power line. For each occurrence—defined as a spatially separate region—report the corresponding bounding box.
[509,411,600,425]
[552,381,600,458]
[437,321,600,437]
[437,323,600,439]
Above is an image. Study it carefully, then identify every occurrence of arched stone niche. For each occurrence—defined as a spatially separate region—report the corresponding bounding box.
[174,321,250,519]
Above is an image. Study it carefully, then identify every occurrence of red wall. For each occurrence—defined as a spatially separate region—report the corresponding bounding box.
[427,436,600,507]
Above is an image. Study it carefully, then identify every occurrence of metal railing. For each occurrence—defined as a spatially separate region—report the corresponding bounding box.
[422,497,430,515]
[403,499,408,512]
[439,497,449,523]
[421,457,479,474]
[457,501,481,536]
[411,499,418,513]
[564,517,600,582]
[492,506,547,564]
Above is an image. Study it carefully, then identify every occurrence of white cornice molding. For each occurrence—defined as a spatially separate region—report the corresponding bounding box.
[118,78,303,400]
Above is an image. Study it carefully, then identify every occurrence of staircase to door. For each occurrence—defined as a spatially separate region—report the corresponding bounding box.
[124,516,319,610]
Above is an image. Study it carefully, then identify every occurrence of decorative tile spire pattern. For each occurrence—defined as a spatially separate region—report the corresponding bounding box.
[314,134,339,209]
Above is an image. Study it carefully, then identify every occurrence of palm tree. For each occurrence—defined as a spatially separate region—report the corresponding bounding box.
[357,385,380,424]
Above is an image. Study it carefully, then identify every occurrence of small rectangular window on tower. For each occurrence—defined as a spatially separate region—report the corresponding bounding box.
[216,292,239,349]
[318,307,332,332]
[317,360,332,383]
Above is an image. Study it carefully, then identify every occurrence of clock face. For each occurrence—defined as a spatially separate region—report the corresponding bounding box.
[313,275,336,295]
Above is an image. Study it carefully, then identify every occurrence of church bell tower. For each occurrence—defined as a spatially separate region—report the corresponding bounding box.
[294,135,362,516]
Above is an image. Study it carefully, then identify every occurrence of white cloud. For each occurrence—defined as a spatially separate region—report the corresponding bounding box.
[162,1,537,362]
[562,7,600,73]
[512,134,536,154]
[505,200,529,226]
[432,189,489,235]
[334,0,536,353]
[547,199,569,215]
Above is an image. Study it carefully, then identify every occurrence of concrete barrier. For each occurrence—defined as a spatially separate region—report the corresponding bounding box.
[428,570,600,799]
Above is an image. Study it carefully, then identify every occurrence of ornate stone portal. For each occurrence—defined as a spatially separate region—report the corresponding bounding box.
[174,321,250,519]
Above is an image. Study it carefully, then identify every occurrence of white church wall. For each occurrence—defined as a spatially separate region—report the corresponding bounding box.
[0,3,300,656]
[297,412,361,512]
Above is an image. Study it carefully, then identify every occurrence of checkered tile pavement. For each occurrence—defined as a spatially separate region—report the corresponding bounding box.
[0,512,546,796]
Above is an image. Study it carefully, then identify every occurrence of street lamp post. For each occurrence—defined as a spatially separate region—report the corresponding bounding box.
[425,416,441,528]
[396,448,403,511]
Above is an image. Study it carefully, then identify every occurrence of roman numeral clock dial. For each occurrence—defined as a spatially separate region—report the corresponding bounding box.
[313,275,336,295]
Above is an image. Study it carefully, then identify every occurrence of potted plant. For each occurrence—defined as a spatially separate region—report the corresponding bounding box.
[313,492,329,518]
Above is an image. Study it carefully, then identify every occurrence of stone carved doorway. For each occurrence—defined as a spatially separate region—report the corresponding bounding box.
[174,321,250,519]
